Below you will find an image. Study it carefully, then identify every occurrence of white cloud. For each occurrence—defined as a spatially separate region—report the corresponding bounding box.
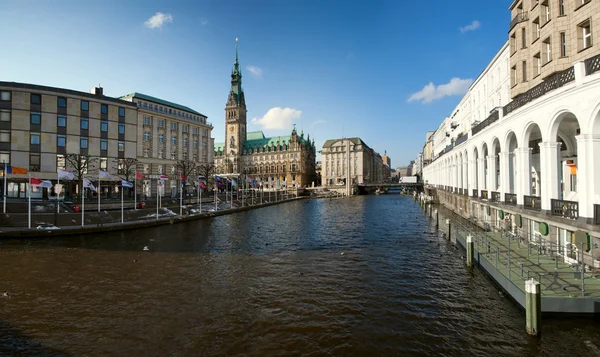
[246,65,263,78]
[310,119,327,128]
[201,19,209,26]
[459,20,480,34]
[407,78,473,104]
[144,12,173,30]
[251,107,302,131]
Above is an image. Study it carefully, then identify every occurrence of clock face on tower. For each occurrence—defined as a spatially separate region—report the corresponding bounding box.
[229,126,235,132]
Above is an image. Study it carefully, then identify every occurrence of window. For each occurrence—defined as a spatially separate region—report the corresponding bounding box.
[183,138,188,147]
[100,139,108,151]
[57,135,66,147]
[171,122,177,131]
[81,100,89,111]
[30,112,41,125]
[80,137,88,149]
[118,107,125,117]
[143,116,150,126]
[30,154,40,172]
[0,110,9,122]
[521,28,527,48]
[541,0,550,25]
[57,97,67,108]
[158,165,163,174]
[144,148,149,157]
[194,140,198,149]
[30,94,41,105]
[0,130,9,142]
[58,116,66,127]
[80,118,89,130]
[534,52,541,76]
[101,120,108,132]
[144,132,150,141]
[118,123,125,135]
[522,61,527,82]
[579,19,592,50]
[159,134,164,143]
[56,154,65,170]
[542,37,551,64]
[559,0,564,15]
[101,104,108,114]
[183,124,188,133]
[158,150,163,159]
[0,152,9,164]
[560,32,567,57]
[118,141,124,152]
[511,66,517,86]
[30,133,40,145]
[0,91,10,101]
[100,158,108,170]
[158,119,165,128]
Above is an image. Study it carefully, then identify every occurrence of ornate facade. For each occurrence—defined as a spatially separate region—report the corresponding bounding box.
[214,42,317,187]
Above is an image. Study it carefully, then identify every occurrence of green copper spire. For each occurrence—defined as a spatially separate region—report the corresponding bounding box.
[228,37,244,105]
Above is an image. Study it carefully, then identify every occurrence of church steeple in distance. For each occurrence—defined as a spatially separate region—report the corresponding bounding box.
[224,37,248,173]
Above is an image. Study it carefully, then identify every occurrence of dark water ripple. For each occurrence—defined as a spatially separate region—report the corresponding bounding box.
[0,195,599,356]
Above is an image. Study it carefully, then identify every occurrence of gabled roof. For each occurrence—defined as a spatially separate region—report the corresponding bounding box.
[214,130,311,153]
[119,92,205,117]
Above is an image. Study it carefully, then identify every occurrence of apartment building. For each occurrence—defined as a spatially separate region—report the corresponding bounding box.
[0,82,137,198]
[509,0,599,97]
[321,138,385,186]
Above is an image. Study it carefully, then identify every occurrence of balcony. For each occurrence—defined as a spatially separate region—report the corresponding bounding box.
[491,191,500,202]
[550,199,579,220]
[503,66,575,116]
[455,133,469,146]
[509,11,528,31]
[524,195,542,210]
[505,193,517,205]
[585,53,600,76]
[480,190,488,200]
[472,110,499,136]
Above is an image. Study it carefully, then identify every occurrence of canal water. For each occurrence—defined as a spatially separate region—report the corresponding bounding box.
[1,195,599,356]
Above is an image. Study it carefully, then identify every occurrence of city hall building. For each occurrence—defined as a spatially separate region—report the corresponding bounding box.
[418,0,600,256]
[214,44,317,187]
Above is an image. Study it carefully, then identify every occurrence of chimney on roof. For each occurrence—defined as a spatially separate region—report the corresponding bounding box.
[90,85,103,96]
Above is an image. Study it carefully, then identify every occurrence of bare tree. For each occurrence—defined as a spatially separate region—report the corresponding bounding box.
[64,154,97,203]
[117,158,138,181]
[198,163,216,189]
[176,160,199,202]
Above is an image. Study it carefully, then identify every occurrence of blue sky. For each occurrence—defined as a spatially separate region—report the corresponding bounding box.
[0,0,510,167]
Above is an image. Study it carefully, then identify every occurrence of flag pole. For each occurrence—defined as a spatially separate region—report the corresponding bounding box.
[199,182,202,214]
[28,174,31,229]
[57,173,60,215]
[121,183,124,223]
[214,176,217,211]
[156,179,159,221]
[3,161,7,214]
[134,171,137,211]
[97,171,100,212]
[179,177,183,216]
[81,186,85,227]
[197,181,200,212]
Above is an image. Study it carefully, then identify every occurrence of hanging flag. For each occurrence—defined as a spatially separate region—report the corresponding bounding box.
[29,177,53,188]
[121,178,133,188]
[180,173,186,181]
[200,182,207,190]
[99,170,112,180]
[246,177,252,183]
[135,171,143,180]
[6,165,27,174]
[231,179,237,187]
[58,169,75,180]
[215,175,222,182]
[159,174,169,180]
[83,178,97,192]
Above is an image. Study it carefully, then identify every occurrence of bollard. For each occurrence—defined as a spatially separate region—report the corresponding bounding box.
[525,279,541,336]
[466,235,474,267]
[435,209,439,229]
[446,219,451,241]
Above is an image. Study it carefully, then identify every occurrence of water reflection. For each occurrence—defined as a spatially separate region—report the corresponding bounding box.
[0,196,599,356]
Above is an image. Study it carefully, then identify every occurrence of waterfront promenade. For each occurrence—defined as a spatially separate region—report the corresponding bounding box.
[0,190,300,237]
